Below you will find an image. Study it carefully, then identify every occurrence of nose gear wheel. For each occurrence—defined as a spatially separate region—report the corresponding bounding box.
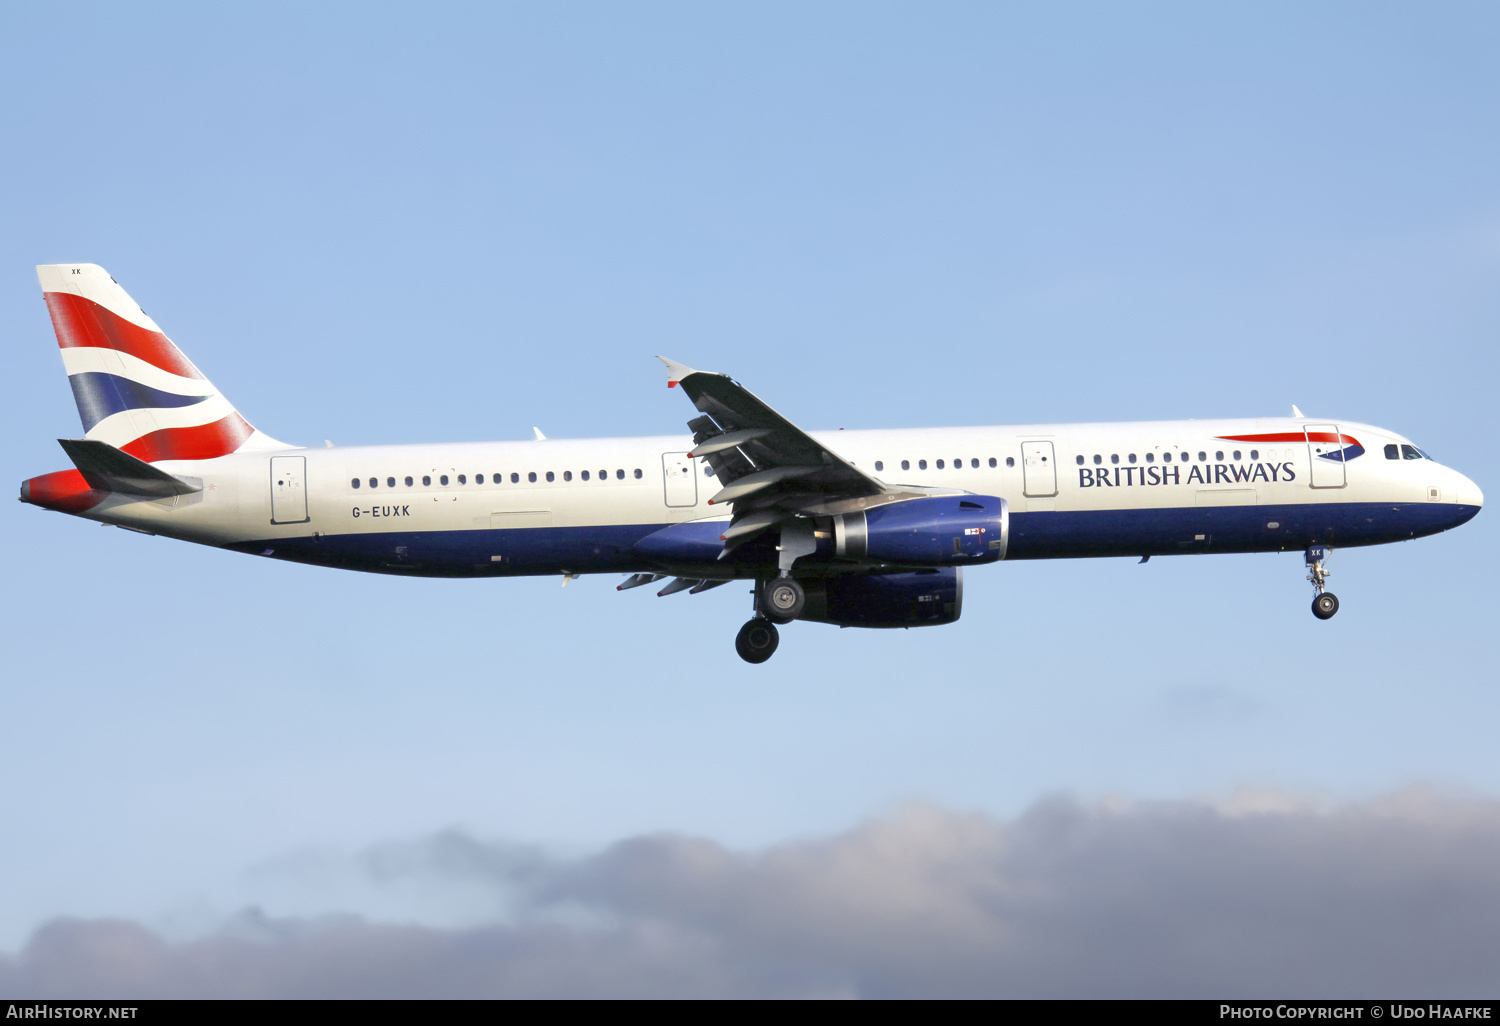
[1305,546,1339,620]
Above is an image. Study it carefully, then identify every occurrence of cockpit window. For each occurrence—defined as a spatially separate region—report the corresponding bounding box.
[1385,444,1399,460]
[1401,444,1427,461]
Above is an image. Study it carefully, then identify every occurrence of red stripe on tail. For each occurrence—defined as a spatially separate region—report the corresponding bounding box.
[120,413,256,463]
[43,292,205,380]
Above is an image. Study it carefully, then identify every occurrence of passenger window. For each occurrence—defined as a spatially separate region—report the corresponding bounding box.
[546,471,555,482]
[1249,450,1258,461]
[1163,452,1171,462]
[405,476,413,486]
[616,469,625,479]
[563,471,572,481]
[875,461,884,471]
[423,475,432,486]
[1145,453,1154,463]
[1004,457,1014,468]
[634,469,643,479]
[1401,444,1423,460]
[369,477,378,489]
[1128,454,1137,464]
[351,478,360,489]
[458,474,466,485]
[990,458,999,468]
[1215,451,1224,461]
[528,472,537,483]
[600,469,608,480]
[1232,451,1241,461]
[1110,454,1119,465]
[582,470,590,481]
[1076,455,1084,465]
[971,458,979,468]
[440,475,449,486]
[511,473,520,483]
[1198,452,1207,462]
[901,460,910,471]
[936,459,945,469]
[919,460,927,470]
[1093,455,1102,465]
[387,477,395,487]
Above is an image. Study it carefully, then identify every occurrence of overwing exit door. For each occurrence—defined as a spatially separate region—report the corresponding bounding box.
[662,452,698,507]
[1021,441,1057,497]
[270,456,309,523]
[1305,424,1347,488]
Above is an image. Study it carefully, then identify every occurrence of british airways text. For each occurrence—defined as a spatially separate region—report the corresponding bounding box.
[1079,462,1297,488]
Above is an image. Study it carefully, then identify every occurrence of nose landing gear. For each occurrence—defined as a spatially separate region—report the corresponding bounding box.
[1306,545,1339,620]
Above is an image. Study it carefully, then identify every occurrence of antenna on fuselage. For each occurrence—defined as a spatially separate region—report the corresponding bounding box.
[1291,405,1304,418]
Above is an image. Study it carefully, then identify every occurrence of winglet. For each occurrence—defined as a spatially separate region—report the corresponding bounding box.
[1291,405,1304,418]
[656,356,699,389]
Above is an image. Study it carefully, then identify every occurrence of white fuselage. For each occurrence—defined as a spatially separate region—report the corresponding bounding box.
[63,416,1481,579]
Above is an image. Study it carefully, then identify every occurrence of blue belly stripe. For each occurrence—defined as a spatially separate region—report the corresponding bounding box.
[226,501,1480,579]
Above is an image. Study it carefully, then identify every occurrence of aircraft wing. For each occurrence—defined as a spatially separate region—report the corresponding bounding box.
[658,357,885,550]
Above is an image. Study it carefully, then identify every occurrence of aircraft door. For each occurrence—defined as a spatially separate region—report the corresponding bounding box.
[1021,441,1057,497]
[662,452,698,507]
[270,456,309,523]
[1305,424,1346,488]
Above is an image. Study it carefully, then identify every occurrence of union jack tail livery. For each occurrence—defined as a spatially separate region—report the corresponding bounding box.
[38,263,285,462]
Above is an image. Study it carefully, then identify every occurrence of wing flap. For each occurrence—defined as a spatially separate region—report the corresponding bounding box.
[658,357,883,515]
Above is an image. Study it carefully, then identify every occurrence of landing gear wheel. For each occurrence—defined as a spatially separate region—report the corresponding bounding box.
[736,618,780,664]
[1311,592,1340,620]
[760,577,806,623]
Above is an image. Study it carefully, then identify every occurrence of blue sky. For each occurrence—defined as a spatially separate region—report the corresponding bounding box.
[1,2,1497,995]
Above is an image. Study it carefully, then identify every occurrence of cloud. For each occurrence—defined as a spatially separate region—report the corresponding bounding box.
[4,789,1500,998]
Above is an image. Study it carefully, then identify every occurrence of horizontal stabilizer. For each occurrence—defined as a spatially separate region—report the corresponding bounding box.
[56,438,203,498]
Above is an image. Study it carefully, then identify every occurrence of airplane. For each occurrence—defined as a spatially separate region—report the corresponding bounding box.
[19,264,1483,663]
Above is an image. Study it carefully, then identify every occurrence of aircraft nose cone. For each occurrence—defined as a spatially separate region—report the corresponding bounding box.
[1457,473,1483,510]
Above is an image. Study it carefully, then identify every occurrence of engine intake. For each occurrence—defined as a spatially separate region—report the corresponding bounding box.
[798,568,963,628]
[833,495,1007,567]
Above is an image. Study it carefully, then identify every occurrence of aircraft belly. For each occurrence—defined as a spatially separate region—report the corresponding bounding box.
[1005,500,1475,559]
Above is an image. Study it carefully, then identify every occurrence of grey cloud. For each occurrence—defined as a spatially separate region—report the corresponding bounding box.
[4,789,1500,998]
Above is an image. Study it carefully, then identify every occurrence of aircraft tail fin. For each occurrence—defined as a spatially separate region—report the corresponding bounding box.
[36,263,288,462]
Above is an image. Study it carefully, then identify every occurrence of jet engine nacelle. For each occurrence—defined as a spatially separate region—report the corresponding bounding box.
[798,568,963,628]
[833,495,1008,567]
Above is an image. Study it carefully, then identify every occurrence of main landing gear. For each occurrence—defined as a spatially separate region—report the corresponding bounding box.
[735,617,779,664]
[761,576,806,622]
[735,576,806,664]
[1306,545,1339,620]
